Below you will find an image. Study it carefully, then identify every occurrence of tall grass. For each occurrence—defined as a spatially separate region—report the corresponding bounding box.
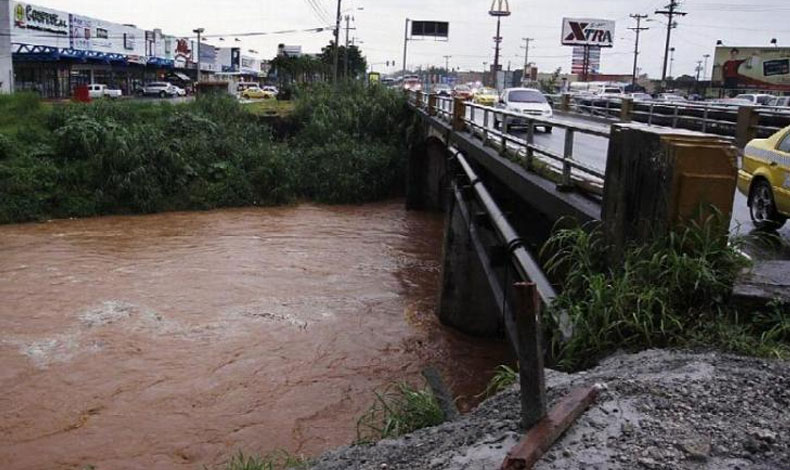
[223,451,309,470]
[0,84,410,224]
[356,381,445,443]
[541,216,789,371]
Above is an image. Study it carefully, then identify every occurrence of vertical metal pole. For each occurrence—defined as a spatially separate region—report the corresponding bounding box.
[483,109,489,144]
[501,114,509,155]
[493,16,502,89]
[562,128,574,188]
[334,0,342,83]
[526,120,535,169]
[672,104,679,128]
[702,105,709,133]
[648,103,654,125]
[344,15,350,79]
[512,282,547,429]
[402,18,410,76]
[195,31,202,83]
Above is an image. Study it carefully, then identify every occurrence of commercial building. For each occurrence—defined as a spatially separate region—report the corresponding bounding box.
[1,0,266,98]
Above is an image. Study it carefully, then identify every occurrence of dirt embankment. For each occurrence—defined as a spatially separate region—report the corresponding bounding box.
[311,350,790,470]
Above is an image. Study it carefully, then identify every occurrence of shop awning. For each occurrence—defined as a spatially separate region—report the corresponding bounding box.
[172,72,191,82]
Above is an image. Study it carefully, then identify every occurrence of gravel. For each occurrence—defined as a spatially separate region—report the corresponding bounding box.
[310,349,790,470]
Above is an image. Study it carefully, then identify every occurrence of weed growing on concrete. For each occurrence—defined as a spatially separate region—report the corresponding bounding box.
[224,450,309,470]
[479,365,518,398]
[540,215,789,371]
[355,381,445,443]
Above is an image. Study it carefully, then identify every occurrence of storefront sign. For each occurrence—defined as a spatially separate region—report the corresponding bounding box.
[14,2,69,35]
[174,38,192,68]
[69,14,92,50]
[561,18,615,48]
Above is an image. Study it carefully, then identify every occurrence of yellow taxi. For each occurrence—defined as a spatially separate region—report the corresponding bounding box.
[473,87,499,106]
[241,86,276,100]
[738,125,790,229]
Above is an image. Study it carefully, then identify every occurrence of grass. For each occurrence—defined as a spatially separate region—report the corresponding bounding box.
[539,215,790,371]
[243,100,295,117]
[355,381,445,443]
[478,364,519,398]
[223,451,309,470]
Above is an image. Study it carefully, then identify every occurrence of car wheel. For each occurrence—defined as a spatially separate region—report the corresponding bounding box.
[544,126,553,133]
[159,91,166,98]
[749,179,787,230]
[136,90,144,97]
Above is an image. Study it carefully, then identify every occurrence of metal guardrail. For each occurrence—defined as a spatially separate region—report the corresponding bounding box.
[409,91,608,195]
[567,95,790,140]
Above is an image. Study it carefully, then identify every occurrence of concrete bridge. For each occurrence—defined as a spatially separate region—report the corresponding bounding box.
[404,92,751,467]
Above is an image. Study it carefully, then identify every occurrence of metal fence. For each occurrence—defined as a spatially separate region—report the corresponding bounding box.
[566,95,790,140]
[410,91,609,196]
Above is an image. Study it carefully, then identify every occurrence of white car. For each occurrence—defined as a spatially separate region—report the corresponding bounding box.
[87,84,122,99]
[173,86,187,97]
[138,82,179,98]
[496,88,553,132]
[261,86,279,96]
[734,94,775,106]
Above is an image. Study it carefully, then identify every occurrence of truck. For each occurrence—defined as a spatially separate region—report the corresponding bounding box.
[87,84,123,99]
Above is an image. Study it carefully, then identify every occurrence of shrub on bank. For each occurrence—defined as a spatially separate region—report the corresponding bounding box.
[0,85,410,224]
[541,216,789,371]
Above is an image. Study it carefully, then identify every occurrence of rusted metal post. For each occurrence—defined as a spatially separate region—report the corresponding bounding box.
[525,120,535,169]
[561,93,570,112]
[620,97,633,123]
[736,105,758,148]
[501,115,509,156]
[452,98,467,132]
[560,128,575,190]
[428,93,438,117]
[512,282,547,430]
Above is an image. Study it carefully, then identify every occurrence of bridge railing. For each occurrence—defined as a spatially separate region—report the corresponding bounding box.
[409,91,608,196]
[564,94,790,144]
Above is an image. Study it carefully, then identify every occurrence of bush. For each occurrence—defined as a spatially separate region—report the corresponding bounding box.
[0,87,410,223]
[540,216,789,371]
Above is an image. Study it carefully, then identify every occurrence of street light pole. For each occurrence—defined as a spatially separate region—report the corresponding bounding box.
[521,37,533,84]
[193,28,204,83]
[333,0,342,83]
[489,0,511,90]
[402,18,410,76]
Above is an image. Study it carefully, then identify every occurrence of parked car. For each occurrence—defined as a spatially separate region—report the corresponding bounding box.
[473,87,498,106]
[734,94,776,106]
[629,92,653,102]
[173,86,187,97]
[87,83,122,99]
[452,84,474,101]
[241,86,276,100]
[138,82,179,98]
[710,98,754,107]
[737,125,790,229]
[495,88,553,132]
[261,85,279,96]
[598,86,625,99]
[656,93,687,103]
[433,83,452,97]
[768,96,790,108]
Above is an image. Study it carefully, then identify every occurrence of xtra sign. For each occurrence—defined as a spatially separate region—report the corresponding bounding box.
[561,18,615,48]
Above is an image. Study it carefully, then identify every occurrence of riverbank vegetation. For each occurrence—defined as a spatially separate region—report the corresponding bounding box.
[355,381,445,443]
[0,83,412,224]
[541,216,790,371]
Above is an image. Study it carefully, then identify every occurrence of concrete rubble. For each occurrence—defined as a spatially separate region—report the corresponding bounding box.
[311,349,790,470]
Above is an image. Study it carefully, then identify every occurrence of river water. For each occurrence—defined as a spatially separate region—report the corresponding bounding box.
[0,201,509,470]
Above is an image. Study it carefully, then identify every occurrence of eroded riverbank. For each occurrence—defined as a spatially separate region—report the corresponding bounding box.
[0,201,509,470]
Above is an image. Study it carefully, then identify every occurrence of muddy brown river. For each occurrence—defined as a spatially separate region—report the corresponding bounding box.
[0,201,509,470]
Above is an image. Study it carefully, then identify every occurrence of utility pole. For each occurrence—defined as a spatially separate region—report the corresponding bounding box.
[628,14,649,89]
[333,0,342,83]
[521,37,533,84]
[343,15,356,79]
[655,0,687,84]
[192,28,204,83]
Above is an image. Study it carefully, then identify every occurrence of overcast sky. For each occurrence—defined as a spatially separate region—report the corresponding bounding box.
[33,0,790,78]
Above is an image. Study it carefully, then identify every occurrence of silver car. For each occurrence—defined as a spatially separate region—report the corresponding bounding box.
[138,82,179,98]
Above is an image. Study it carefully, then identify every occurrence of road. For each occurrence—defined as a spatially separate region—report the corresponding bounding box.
[466,108,790,260]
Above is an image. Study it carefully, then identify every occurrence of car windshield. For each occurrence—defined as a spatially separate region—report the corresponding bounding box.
[603,88,622,94]
[478,88,497,95]
[735,95,754,102]
[756,96,774,105]
[455,86,471,92]
[508,90,546,103]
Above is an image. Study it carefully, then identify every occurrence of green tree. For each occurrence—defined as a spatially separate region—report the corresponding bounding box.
[320,41,367,80]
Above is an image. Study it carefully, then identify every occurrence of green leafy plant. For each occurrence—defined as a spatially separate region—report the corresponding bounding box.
[356,381,445,443]
[223,450,309,470]
[479,364,519,398]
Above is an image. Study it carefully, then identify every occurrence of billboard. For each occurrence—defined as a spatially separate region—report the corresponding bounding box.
[712,46,790,92]
[571,46,601,75]
[561,18,615,48]
[11,1,71,48]
[410,21,449,39]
